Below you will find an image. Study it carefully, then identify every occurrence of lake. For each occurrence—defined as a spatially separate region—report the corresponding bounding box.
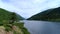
[23,20,60,34]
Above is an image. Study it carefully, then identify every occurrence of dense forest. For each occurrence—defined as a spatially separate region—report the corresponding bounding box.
[0,8,24,23]
[0,8,30,34]
[27,7,60,22]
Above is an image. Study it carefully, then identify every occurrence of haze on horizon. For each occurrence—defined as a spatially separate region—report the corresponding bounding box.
[0,0,60,19]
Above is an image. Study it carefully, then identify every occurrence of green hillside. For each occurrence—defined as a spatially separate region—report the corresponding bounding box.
[0,8,24,23]
[0,8,30,34]
[27,7,60,21]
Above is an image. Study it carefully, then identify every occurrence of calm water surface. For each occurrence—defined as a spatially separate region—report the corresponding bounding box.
[23,20,60,34]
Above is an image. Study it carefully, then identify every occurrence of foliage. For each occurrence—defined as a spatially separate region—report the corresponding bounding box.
[13,23,30,34]
[0,8,30,34]
[0,8,24,23]
[27,7,60,21]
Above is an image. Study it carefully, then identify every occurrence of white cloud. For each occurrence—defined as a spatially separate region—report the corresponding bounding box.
[0,0,60,18]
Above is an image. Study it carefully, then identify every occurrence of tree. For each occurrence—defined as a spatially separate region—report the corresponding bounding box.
[9,12,16,24]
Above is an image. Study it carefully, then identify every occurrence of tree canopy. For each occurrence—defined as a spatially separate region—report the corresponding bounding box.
[0,8,24,24]
[27,7,60,21]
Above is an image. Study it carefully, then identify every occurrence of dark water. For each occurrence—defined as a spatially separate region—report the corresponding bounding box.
[23,20,60,34]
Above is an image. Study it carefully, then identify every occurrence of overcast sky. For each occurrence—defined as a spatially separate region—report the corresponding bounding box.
[0,0,60,18]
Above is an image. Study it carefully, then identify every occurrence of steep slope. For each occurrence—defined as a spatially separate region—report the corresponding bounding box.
[0,8,30,34]
[27,7,60,21]
[0,8,24,23]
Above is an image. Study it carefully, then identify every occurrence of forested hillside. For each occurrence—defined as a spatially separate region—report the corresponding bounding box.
[0,8,24,23]
[0,8,30,34]
[27,7,60,21]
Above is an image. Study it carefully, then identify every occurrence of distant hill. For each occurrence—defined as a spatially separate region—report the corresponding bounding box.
[0,8,24,23]
[27,7,60,21]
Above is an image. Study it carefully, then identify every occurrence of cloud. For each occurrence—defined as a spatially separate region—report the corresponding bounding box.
[0,0,60,18]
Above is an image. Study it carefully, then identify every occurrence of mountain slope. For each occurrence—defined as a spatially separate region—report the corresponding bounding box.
[27,7,60,21]
[0,8,24,23]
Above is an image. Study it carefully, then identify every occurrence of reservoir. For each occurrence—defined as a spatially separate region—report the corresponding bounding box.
[23,20,60,34]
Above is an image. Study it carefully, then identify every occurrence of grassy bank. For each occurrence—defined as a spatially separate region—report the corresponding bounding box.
[0,22,30,34]
[13,23,30,34]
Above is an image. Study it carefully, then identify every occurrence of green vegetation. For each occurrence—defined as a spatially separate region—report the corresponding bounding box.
[0,23,30,34]
[13,23,30,34]
[0,8,30,34]
[27,7,60,22]
[0,8,24,23]
[0,22,30,34]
